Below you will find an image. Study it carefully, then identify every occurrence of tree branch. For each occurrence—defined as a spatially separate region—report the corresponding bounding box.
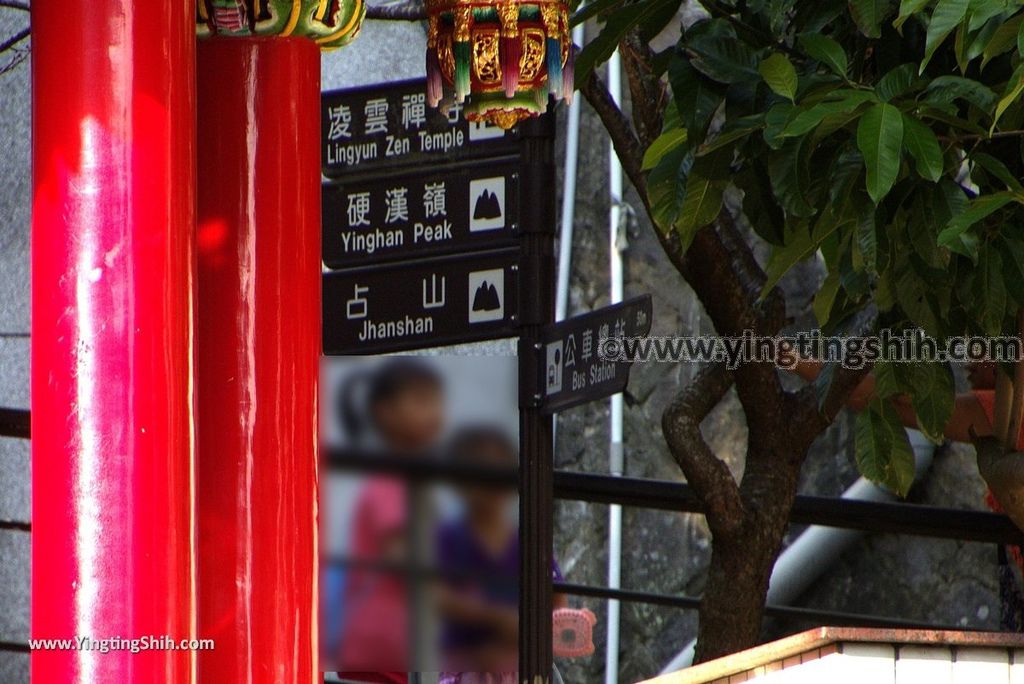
[939,129,1024,144]
[662,363,745,538]
[579,68,649,199]
[580,68,790,438]
[620,29,666,150]
[0,26,28,55]
[365,1,426,21]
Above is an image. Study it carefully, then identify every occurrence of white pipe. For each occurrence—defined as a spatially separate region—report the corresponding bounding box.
[554,20,584,324]
[657,429,937,675]
[552,20,585,445]
[606,48,625,684]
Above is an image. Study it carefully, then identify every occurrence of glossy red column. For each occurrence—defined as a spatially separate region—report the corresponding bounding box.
[196,37,321,684]
[30,1,197,683]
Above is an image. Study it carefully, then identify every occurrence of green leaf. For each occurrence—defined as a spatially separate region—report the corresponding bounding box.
[1018,12,1024,55]
[761,221,841,297]
[646,146,690,234]
[675,173,725,248]
[638,0,684,41]
[696,121,763,155]
[896,265,941,332]
[906,362,955,443]
[894,0,930,30]
[642,128,689,171]
[999,234,1024,306]
[975,242,1008,335]
[938,191,1015,246]
[575,0,683,85]
[921,0,971,73]
[814,270,841,325]
[924,75,998,111]
[768,138,816,216]
[569,0,624,27]
[855,203,879,274]
[982,14,1024,69]
[759,52,799,101]
[782,90,876,137]
[798,33,849,76]
[991,63,1024,133]
[965,13,1002,63]
[967,0,1007,32]
[875,63,920,101]
[873,361,902,399]
[686,23,761,83]
[916,104,989,136]
[901,113,944,181]
[851,0,893,38]
[669,57,723,144]
[972,152,1024,192]
[856,103,905,203]
[855,400,917,497]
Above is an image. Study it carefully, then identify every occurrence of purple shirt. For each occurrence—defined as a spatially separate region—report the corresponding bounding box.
[436,520,562,652]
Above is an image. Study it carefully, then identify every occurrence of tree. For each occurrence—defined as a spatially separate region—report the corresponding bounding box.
[572,0,1024,664]
[0,2,29,75]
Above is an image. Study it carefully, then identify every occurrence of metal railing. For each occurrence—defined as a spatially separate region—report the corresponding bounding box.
[4,412,1023,662]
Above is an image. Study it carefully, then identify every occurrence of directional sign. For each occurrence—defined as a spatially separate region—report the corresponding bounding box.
[322,79,521,177]
[323,161,520,269]
[323,248,520,355]
[535,295,653,414]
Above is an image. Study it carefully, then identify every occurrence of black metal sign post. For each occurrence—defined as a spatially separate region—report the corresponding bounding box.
[321,80,562,684]
[516,113,557,684]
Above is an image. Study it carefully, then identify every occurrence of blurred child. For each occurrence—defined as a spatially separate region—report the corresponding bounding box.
[334,359,446,683]
[435,427,568,683]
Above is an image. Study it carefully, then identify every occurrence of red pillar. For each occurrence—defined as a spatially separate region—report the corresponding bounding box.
[195,37,321,683]
[30,2,197,683]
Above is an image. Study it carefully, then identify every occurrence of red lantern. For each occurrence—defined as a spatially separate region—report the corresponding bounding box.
[425,0,573,128]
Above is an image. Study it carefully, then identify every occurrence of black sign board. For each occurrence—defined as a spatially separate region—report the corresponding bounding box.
[323,161,520,269]
[322,79,521,177]
[323,248,520,355]
[535,295,653,414]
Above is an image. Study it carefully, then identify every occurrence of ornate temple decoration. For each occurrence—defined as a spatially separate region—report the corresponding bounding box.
[426,0,573,128]
[197,0,365,49]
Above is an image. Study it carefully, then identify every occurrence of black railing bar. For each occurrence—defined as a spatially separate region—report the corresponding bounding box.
[554,582,977,632]
[0,407,29,439]
[326,450,1024,546]
[0,519,29,533]
[0,640,30,653]
[322,556,981,633]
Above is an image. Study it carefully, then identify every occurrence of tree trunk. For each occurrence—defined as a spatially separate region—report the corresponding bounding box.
[692,446,803,664]
[692,525,779,662]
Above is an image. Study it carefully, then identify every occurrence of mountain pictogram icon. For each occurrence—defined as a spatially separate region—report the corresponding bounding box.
[472,281,501,312]
[473,190,502,220]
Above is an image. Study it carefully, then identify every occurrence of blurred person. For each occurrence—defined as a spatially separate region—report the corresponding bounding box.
[435,427,568,683]
[331,358,446,683]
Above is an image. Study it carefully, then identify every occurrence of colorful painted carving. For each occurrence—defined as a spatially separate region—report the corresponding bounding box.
[197,0,365,49]
[426,0,573,128]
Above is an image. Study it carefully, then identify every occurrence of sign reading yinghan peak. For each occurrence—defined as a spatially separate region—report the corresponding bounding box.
[322,162,520,268]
